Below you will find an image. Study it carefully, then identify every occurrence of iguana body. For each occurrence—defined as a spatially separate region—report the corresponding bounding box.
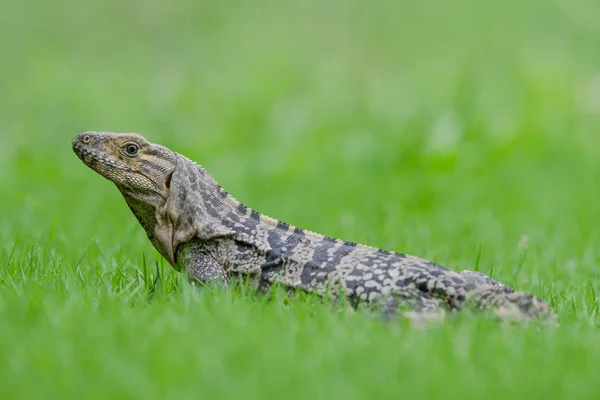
[72,132,555,321]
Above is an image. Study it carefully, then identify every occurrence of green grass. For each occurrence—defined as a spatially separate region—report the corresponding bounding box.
[2,0,600,398]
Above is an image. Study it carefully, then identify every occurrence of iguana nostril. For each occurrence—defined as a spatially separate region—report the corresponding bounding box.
[81,135,91,144]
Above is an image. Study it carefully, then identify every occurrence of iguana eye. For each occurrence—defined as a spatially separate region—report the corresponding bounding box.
[123,143,140,156]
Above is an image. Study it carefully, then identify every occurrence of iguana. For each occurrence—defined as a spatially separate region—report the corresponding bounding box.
[72,131,555,322]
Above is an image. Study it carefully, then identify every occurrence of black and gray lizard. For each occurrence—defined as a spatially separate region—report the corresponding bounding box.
[72,131,555,321]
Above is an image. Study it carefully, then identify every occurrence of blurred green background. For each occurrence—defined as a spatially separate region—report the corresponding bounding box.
[1,0,600,398]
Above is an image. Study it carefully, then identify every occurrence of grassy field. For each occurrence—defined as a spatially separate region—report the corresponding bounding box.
[2,0,600,398]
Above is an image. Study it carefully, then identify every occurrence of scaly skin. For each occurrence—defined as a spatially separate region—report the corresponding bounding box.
[72,131,556,322]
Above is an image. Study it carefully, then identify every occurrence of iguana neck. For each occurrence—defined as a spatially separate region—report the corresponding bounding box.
[179,160,333,255]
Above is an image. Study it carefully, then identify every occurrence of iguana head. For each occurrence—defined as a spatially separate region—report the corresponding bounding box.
[72,131,176,203]
[73,131,234,267]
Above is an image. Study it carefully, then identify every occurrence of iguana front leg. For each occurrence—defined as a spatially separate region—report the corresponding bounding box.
[177,241,229,288]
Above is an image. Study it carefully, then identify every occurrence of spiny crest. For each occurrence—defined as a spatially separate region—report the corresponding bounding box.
[72,131,177,197]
